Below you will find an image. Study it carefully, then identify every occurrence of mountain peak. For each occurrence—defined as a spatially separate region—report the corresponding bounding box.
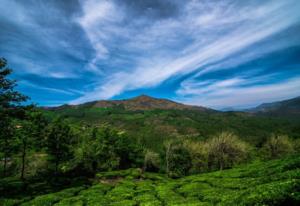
[131,94,155,100]
[80,95,212,112]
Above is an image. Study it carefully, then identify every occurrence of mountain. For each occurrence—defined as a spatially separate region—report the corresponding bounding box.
[247,96,300,117]
[48,95,212,112]
[42,95,300,151]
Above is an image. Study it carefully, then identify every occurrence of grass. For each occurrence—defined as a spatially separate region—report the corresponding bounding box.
[1,156,299,206]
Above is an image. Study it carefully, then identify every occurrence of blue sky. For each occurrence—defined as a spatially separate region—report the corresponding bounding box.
[0,0,300,109]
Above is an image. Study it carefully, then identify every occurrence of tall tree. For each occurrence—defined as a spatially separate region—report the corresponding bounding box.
[0,58,27,108]
[16,108,47,180]
[0,58,27,176]
[46,118,74,175]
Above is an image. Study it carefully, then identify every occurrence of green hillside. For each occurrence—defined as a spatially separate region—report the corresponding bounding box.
[1,155,299,206]
[43,105,300,151]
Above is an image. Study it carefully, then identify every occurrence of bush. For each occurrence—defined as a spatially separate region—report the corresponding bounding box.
[293,139,300,154]
[262,135,294,159]
[206,132,250,170]
[183,140,208,174]
[164,140,192,178]
[143,150,160,172]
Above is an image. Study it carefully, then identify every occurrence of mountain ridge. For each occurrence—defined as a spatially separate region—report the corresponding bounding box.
[42,95,300,148]
[43,95,300,117]
[45,95,213,112]
[247,96,300,116]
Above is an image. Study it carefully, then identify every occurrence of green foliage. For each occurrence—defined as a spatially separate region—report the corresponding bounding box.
[262,134,294,159]
[73,126,143,173]
[0,58,28,177]
[164,140,192,178]
[0,117,17,177]
[46,118,74,175]
[44,106,300,152]
[96,168,142,179]
[20,187,84,206]
[143,150,160,172]
[0,58,27,109]
[206,132,251,170]
[2,156,300,206]
[14,108,48,180]
[294,139,300,153]
[183,140,208,174]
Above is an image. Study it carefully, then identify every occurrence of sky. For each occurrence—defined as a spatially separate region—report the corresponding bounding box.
[0,0,300,110]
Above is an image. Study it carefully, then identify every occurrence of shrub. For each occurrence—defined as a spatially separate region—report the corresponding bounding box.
[262,135,294,159]
[206,132,250,170]
[143,150,160,172]
[164,140,192,178]
[293,139,300,154]
[183,140,208,174]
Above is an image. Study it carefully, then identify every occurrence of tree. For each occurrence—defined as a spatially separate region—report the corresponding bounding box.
[164,139,192,178]
[73,127,103,175]
[16,108,47,180]
[73,126,144,174]
[207,132,250,170]
[0,58,27,176]
[0,117,16,177]
[89,127,120,171]
[96,127,143,170]
[46,118,74,175]
[262,135,294,159]
[0,58,27,108]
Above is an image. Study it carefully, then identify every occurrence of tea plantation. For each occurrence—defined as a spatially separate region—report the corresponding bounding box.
[1,155,299,206]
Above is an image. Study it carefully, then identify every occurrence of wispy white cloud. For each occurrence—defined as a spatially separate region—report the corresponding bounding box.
[0,0,87,79]
[76,0,125,73]
[2,0,299,107]
[72,0,300,104]
[20,81,78,96]
[176,76,300,109]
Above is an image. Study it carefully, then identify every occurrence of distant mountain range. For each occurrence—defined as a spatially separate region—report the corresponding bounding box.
[247,96,300,117]
[47,95,212,112]
[42,95,300,148]
[45,95,300,117]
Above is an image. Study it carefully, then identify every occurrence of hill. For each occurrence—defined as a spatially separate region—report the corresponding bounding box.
[42,96,300,151]
[47,95,212,112]
[2,155,300,205]
[247,96,300,117]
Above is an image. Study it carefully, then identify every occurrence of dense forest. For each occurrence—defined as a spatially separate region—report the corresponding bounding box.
[1,58,300,205]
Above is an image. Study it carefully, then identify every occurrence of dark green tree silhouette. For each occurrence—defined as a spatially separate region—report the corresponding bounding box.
[0,58,27,176]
